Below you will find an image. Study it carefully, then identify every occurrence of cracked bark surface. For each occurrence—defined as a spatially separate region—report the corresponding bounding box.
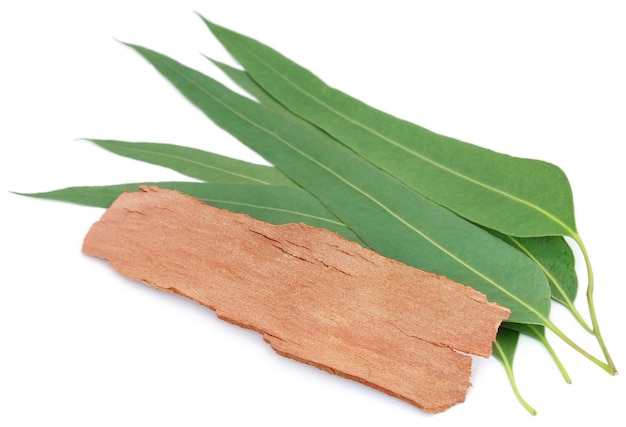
[82,186,510,413]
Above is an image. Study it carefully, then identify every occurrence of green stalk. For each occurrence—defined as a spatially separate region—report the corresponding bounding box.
[545,320,613,374]
[493,340,537,415]
[525,325,571,383]
[574,235,618,374]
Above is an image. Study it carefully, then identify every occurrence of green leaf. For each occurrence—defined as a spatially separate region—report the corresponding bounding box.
[493,328,537,415]
[203,18,577,240]
[124,41,552,326]
[86,138,295,186]
[18,182,364,243]
[18,183,137,208]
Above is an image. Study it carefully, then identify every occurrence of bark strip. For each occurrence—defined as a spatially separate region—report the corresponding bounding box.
[82,186,509,413]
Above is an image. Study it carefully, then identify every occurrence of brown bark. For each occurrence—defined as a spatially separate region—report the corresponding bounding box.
[82,186,509,413]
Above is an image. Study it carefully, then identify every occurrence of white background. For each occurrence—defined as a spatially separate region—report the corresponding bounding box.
[2,1,624,425]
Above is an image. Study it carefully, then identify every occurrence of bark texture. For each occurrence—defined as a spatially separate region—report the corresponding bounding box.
[82,186,510,413]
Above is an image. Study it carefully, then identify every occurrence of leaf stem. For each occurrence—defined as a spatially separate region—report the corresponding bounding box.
[526,325,571,383]
[545,320,613,374]
[493,340,537,415]
[573,234,618,374]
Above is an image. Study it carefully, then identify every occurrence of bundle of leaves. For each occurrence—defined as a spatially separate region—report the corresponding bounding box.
[22,14,616,415]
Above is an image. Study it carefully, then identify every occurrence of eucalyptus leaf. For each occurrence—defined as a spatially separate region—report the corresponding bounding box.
[87,139,295,186]
[203,18,577,240]
[124,41,552,326]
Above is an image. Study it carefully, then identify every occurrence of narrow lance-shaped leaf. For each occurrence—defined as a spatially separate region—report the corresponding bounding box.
[87,138,295,186]
[124,41,553,327]
[203,18,577,240]
[19,182,364,243]
[211,60,588,326]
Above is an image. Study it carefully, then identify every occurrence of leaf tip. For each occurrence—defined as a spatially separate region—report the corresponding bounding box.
[195,14,237,42]
[114,38,143,53]
[193,11,213,28]
[204,56,231,72]
[112,37,128,46]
